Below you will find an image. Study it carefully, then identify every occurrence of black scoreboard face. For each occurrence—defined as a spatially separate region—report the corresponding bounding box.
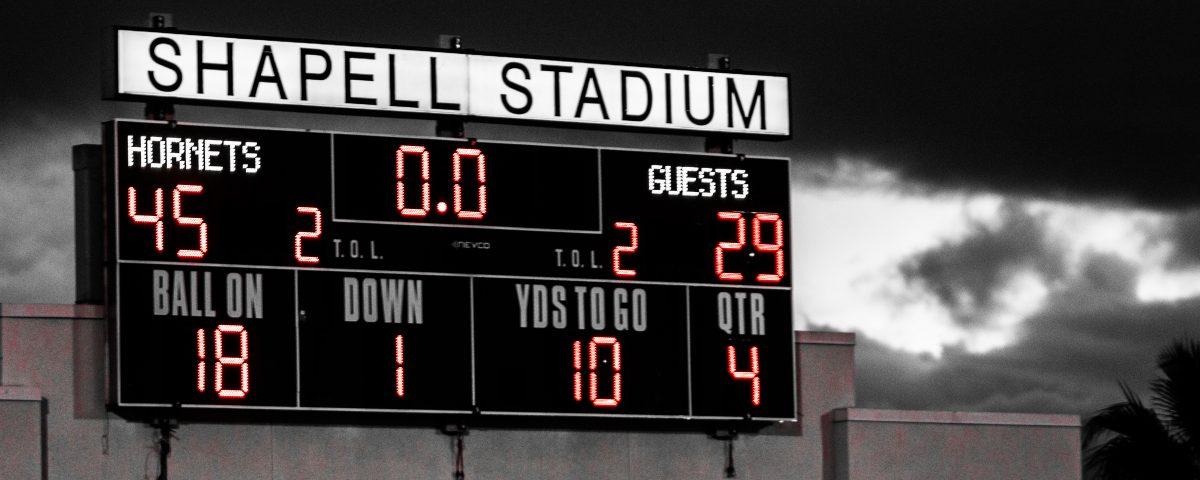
[106,119,795,426]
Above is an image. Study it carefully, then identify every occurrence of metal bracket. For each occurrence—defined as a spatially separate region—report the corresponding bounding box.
[144,13,176,121]
[711,427,739,478]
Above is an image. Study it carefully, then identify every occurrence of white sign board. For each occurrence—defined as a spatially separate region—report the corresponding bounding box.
[114,28,790,137]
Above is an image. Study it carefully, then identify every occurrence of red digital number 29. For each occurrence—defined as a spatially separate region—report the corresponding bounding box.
[714,211,785,284]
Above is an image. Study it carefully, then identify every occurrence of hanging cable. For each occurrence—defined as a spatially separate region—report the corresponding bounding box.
[442,423,468,480]
[455,430,465,480]
[724,436,736,478]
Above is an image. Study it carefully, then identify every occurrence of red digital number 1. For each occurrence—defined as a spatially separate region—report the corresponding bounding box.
[394,334,406,398]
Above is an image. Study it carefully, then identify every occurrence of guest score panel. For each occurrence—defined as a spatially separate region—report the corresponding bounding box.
[106,119,795,424]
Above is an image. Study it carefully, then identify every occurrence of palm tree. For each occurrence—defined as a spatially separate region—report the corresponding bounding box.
[1084,340,1200,479]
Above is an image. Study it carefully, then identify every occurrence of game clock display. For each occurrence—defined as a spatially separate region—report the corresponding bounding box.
[106,119,795,425]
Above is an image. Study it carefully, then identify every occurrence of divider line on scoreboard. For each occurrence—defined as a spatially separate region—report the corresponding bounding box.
[469,277,477,407]
[329,133,337,221]
[115,259,792,290]
[113,122,123,405]
[596,148,603,232]
[685,286,693,417]
[330,218,603,234]
[294,270,301,407]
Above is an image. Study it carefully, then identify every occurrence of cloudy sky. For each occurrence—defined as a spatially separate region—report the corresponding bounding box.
[3,0,1199,416]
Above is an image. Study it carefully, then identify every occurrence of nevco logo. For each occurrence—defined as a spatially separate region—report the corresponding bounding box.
[451,241,491,250]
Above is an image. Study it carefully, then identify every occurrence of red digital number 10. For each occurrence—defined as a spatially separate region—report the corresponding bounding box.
[714,211,784,283]
[573,337,622,408]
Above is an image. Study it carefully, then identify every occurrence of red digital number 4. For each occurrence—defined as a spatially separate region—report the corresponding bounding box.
[727,344,762,407]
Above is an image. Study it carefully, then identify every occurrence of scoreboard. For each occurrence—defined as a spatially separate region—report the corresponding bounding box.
[106,119,795,425]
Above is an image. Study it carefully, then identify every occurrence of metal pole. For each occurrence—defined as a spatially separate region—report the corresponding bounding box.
[73,145,103,304]
[705,54,734,154]
[436,35,465,138]
[144,13,176,121]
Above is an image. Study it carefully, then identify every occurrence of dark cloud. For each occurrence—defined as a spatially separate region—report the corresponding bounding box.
[792,0,1200,207]
[858,249,1200,415]
[899,201,1064,327]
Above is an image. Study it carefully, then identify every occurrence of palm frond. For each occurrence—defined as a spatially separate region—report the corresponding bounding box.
[1151,339,1200,456]
[1083,383,1195,480]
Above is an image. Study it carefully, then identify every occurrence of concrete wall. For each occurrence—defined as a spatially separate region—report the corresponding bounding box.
[0,304,857,480]
[824,408,1081,480]
[0,386,43,479]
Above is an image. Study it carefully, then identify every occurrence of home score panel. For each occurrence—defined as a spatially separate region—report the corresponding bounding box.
[106,119,795,423]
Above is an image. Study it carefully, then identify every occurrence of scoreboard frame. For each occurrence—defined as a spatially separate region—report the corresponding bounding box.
[103,119,797,429]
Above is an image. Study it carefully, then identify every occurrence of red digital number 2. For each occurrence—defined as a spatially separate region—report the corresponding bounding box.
[612,222,638,278]
[714,212,746,281]
[294,206,323,264]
